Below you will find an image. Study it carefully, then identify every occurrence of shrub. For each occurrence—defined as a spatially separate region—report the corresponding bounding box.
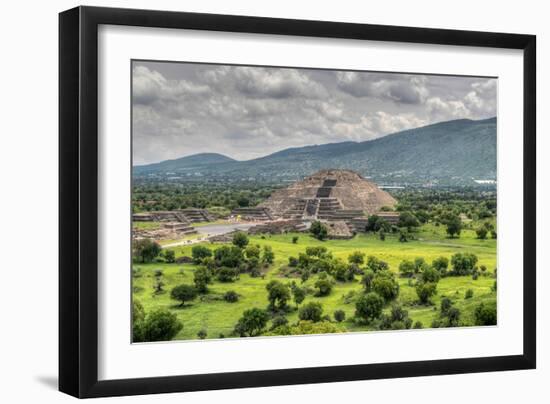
[334,309,346,323]
[135,309,183,342]
[450,253,478,276]
[474,302,497,326]
[271,315,289,329]
[234,308,269,337]
[314,278,333,296]
[292,236,299,244]
[446,307,461,327]
[232,232,249,248]
[244,244,261,260]
[348,251,365,265]
[223,290,239,303]
[310,221,328,241]
[361,269,375,292]
[398,211,420,230]
[191,245,212,263]
[164,249,176,263]
[445,214,462,238]
[291,285,306,306]
[420,266,440,284]
[214,246,244,268]
[217,267,238,282]
[416,282,437,304]
[288,256,299,267]
[399,260,415,277]
[197,329,207,339]
[355,292,384,322]
[262,245,275,264]
[379,229,386,241]
[193,267,212,293]
[432,256,449,274]
[413,321,423,329]
[299,302,324,322]
[440,297,453,315]
[476,227,488,239]
[366,256,389,272]
[372,272,399,302]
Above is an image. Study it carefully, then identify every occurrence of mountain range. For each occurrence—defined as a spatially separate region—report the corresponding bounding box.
[133,117,497,186]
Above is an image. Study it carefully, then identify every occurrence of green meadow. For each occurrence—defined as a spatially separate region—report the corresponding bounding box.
[132,222,496,341]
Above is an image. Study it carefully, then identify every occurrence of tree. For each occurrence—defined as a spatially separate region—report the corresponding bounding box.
[465,289,474,299]
[191,245,212,263]
[446,307,461,327]
[372,272,399,302]
[399,260,415,277]
[432,256,449,274]
[132,300,146,342]
[366,256,389,272]
[292,236,299,244]
[420,266,440,284]
[223,290,239,303]
[193,267,211,293]
[133,239,161,263]
[445,214,462,238]
[244,244,260,260]
[291,285,306,307]
[379,229,386,241]
[170,284,198,306]
[334,310,346,323]
[217,267,238,282]
[474,302,497,325]
[348,251,365,265]
[355,292,384,322]
[197,329,207,339]
[164,249,175,263]
[298,302,324,322]
[232,232,249,249]
[398,211,420,231]
[450,253,478,276]
[310,221,328,241]
[476,227,488,239]
[440,297,453,316]
[314,278,333,296]
[415,282,437,304]
[361,269,375,292]
[262,245,275,264]
[135,309,183,342]
[234,308,270,337]
[214,246,244,268]
[266,280,290,311]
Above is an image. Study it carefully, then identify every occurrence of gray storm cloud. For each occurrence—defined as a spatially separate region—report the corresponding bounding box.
[132,61,496,165]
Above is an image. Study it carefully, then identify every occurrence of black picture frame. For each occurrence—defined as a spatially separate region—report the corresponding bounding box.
[59,5,536,398]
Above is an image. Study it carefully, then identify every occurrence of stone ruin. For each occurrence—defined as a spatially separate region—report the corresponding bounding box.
[230,207,274,221]
[247,220,307,235]
[133,221,198,241]
[259,169,397,224]
[132,208,213,224]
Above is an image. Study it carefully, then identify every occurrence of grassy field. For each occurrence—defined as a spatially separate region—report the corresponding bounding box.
[132,223,496,340]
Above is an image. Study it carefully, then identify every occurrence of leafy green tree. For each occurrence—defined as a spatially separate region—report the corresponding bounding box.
[372,272,399,302]
[361,269,375,292]
[270,315,289,330]
[135,309,183,342]
[334,310,346,323]
[465,289,474,299]
[298,302,324,322]
[450,253,478,275]
[191,245,212,263]
[197,329,207,339]
[415,282,437,304]
[445,214,462,238]
[440,297,453,316]
[170,284,198,306]
[292,236,299,244]
[132,300,146,342]
[379,229,386,241]
[399,260,415,277]
[291,285,306,307]
[164,249,176,263]
[262,245,275,264]
[348,251,365,265]
[474,302,497,325]
[420,266,440,283]
[314,278,333,296]
[234,308,270,337]
[193,267,211,293]
[133,239,161,263]
[366,256,389,272]
[310,221,328,241]
[244,244,261,260]
[355,292,384,322]
[476,227,488,239]
[217,267,239,282]
[266,280,291,311]
[446,307,461,327]
[432,256,449,274]
[398,211,420,231]
[232,232,249,248]
[214,246,244,268]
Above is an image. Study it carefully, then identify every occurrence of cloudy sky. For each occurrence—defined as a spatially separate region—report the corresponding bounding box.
[132,61,496,165]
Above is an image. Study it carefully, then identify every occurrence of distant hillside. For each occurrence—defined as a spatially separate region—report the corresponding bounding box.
[134,152,235,174]
[134,117,497,186]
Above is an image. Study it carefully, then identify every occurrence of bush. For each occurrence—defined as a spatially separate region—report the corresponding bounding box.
[440,297,453,315]
[420,266,440,284]
[416,282,437,304]
[291,285,306,306]
[446,307,461,327]
[398,211,420,230]
[232,232,249,248]
[170,284,198,306]
[292,236,299,244]
[244,244,261,260]
[432,256,449,274]
[299,302,324,322]
[271,315,289,329]
[334,309,346,323]
[223,290,239,303]
[310,221,328,241]
[474,302,497,326]
[314,278,333,296]
[399,260,415,277]
[191,245,212,263]
[164,249,176,263]
[262,245,275,264]
[214,246,244,268]
[450,253,478,276]
[371,272,399,302]
[366,256,389,272]
[348,251,365,265]
[234,308,270,337]
[413,321,423,329]
[135,309,183,342]
[217,267,238,282]
[445,214,462,238]
[288,256,299,267]
[476,227,488,239]
[193,267,212,293]
[355,292,384,322]
[197,329,207,339]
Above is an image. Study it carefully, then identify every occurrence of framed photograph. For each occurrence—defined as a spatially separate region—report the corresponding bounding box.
[59,6,536,398]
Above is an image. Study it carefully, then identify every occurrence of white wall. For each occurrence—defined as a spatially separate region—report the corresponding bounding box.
[0,0,546,402]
